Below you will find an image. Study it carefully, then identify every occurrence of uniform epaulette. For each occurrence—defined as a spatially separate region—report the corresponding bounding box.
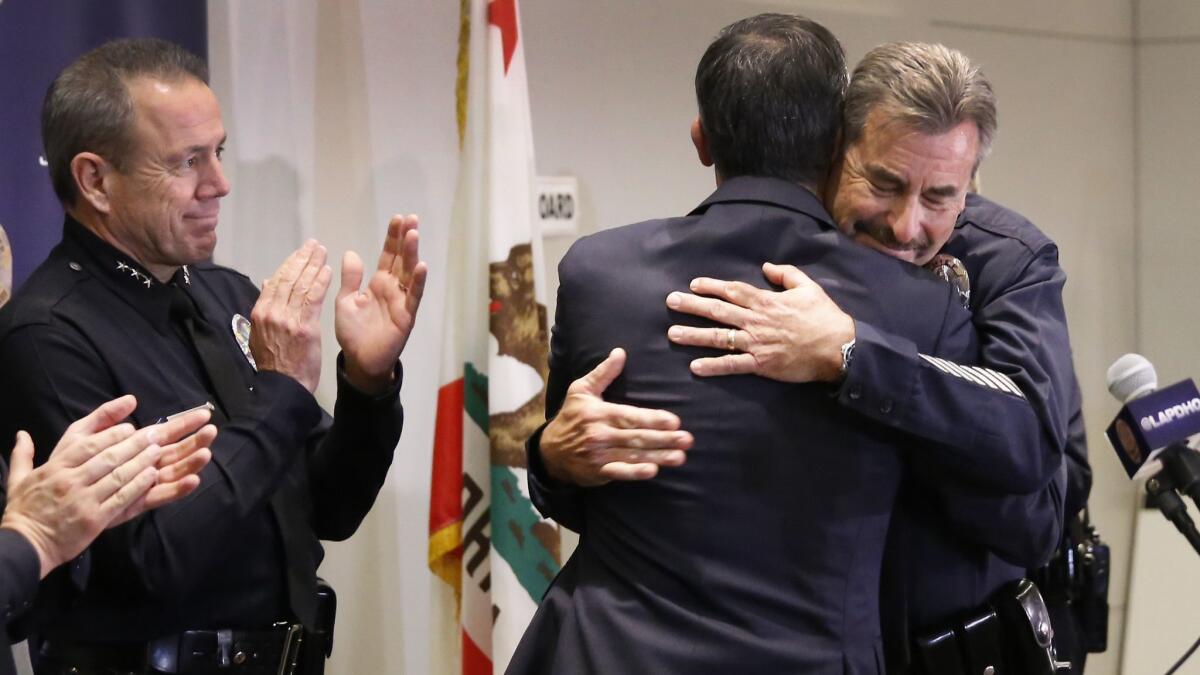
[960,194,1055,257]
[0,254,93,330]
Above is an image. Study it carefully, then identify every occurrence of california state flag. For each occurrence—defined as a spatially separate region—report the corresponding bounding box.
[428,0,560,673]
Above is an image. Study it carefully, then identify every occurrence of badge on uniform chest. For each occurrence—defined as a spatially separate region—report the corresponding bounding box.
[232,313,257,370]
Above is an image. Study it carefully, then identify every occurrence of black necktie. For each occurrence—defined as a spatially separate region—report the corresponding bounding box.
[167,286,251,420]
[167,282,318,628]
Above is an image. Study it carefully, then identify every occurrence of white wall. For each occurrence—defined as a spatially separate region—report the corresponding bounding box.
[1125,1,1200,672]
[203,1,1150,673]
[208,2,461,673]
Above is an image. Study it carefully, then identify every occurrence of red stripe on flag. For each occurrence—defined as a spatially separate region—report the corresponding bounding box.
[430,378,465,534]
[463,628,492,675]
[487,0,518,74]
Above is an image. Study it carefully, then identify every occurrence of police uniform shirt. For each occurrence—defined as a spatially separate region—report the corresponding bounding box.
[948,192,1090,515]
[873,192,1080,667]
[832,191,1076,566]
[0,217,405,643]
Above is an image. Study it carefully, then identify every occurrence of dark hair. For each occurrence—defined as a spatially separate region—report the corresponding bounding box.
[844,42,996,170]
[41,38,209,207]
[694,14,846,186]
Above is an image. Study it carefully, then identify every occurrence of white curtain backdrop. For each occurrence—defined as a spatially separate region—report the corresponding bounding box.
[208,2,460,673]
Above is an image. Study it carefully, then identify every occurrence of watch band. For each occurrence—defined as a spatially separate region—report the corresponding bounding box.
[839,339,856,375]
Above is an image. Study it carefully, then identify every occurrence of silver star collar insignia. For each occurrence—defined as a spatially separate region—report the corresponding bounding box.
[115,261,152,288]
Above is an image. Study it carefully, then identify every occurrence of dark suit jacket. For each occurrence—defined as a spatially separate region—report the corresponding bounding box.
[508,177,977,674]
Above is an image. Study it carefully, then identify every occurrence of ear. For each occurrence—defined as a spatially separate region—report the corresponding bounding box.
[690,117,713,168]
[830,127,845,170]
[71,152,113,215]
[968,169,981,194]
[824,138,848,206]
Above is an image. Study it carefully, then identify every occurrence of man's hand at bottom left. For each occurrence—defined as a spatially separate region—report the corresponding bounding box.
[0,395,215,579]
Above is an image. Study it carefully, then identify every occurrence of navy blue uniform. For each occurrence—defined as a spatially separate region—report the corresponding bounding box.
[863,193,1081,669]
[509,177,979,674]
[0,219,405,647]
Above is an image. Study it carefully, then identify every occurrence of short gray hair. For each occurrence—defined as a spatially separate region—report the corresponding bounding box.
[844,42,996,169]
[41,38,209,207]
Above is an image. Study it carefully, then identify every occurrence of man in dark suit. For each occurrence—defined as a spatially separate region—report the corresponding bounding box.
[664,43,1082,671]
[536,42,1081,672]
[0,396,213,675]
[506,15,983,673]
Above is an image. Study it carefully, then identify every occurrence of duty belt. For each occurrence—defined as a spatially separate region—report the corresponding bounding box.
[40,623,306,675]
[911,579,1071,675]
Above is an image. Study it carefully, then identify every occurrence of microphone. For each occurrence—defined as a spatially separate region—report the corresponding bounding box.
[1106,354,1200,557]
[1104,354,1200,480]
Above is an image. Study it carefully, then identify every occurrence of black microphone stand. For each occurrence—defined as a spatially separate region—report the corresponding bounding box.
[1145,456,1200,558]
[1162,443,1200,512]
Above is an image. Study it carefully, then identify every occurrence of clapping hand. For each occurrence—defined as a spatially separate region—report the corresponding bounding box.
[335,214,428,394]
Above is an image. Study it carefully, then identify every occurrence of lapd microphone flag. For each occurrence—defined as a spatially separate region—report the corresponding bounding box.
[427,1,560,673]
[1105,354,1200,479]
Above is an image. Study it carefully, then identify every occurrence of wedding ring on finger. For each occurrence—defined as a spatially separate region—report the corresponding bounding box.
[726,328,737,351]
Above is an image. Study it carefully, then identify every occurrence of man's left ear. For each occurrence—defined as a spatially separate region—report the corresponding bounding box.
[71,152,114,215]
[690,117,713,168]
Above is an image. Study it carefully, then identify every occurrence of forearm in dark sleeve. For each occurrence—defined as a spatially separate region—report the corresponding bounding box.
[845,250,1075,562]
[526,423,586,532]
[911,457,1067,568]
[837,318,1055,493]
[0,530,40,628]
[525,272,587,531]
[306,355,404,541]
